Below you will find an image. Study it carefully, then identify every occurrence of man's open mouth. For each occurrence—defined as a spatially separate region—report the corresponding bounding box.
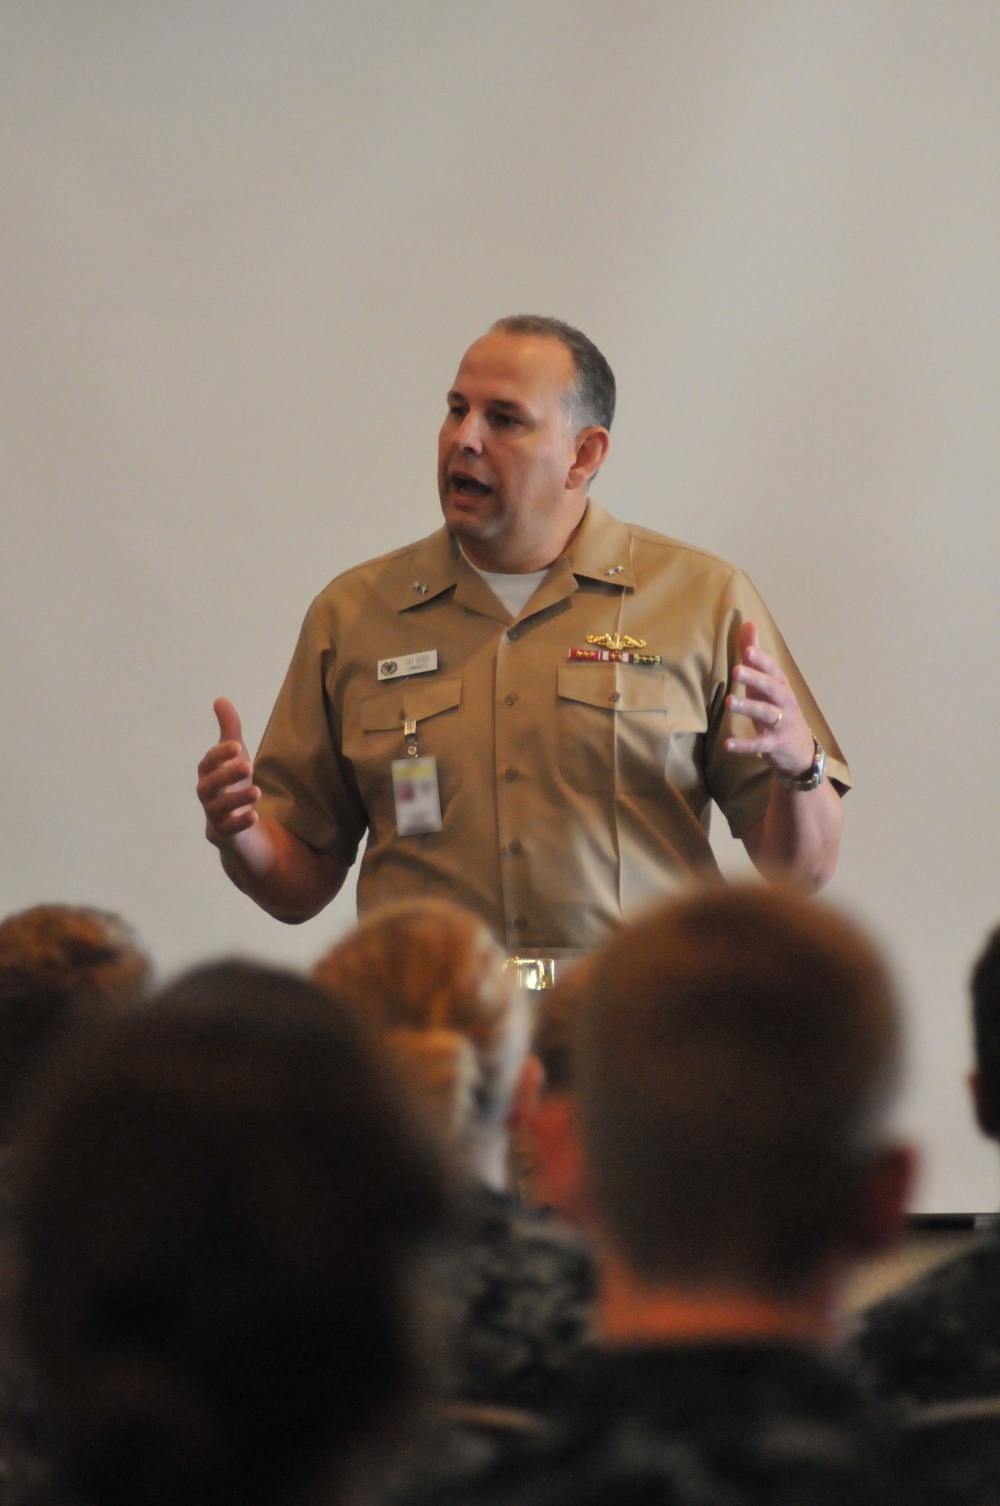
[450,473,493,497]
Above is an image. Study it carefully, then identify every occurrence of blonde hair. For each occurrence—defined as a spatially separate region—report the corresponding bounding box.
[313,900,529,1143]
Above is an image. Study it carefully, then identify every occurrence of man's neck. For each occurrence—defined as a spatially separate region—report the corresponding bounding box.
[599,1256,836,1348]
[458,499,587,574]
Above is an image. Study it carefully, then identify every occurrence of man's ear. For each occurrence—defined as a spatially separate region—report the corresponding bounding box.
[851,1143,918,1257]
[567,427,610,490]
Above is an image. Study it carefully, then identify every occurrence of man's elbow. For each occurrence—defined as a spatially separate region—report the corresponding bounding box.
[218,836,348,923]
[742,826,842,895]
[792,849,839,895]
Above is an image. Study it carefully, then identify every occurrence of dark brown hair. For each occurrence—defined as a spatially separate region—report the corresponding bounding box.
[578,885,901,1297]
[14,960,445,1506]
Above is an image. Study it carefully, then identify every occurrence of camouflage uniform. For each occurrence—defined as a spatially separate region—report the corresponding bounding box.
[432,1185,597,1411]
[856,1230,1000,1504]
[857,1231,1000,1405]
[413,1342,905,1506]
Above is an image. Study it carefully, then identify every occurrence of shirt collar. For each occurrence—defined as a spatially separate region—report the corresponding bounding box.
[391,527,461,613]
[390,498,635,616]
[561,499,636,589]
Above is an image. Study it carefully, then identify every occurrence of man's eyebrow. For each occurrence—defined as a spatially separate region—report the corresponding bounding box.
[446,390,527,412]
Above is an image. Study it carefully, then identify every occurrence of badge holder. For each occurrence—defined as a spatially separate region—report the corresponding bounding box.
[391,719,443,835]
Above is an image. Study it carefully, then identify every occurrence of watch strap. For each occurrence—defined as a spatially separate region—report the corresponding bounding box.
[774,736,827,791]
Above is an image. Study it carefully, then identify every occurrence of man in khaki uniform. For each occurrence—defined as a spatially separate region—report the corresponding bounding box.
[197,316,849,949]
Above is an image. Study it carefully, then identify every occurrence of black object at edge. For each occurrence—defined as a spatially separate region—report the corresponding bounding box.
[908,1213,998,1230]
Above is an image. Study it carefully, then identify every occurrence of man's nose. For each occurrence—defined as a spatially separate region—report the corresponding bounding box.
[454,411,484,452]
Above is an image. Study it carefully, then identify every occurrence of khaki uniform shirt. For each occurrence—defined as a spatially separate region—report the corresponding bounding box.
[255,501,850,950]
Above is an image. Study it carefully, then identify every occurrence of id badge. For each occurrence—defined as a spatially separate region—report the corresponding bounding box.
[391,757,443,836]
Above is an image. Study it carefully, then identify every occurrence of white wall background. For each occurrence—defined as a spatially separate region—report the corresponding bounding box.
[2,0,998,1210]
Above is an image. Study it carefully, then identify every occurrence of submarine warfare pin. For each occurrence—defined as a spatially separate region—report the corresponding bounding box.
[569,631,662,665]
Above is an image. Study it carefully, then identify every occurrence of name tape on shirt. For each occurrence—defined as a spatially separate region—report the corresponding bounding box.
[377,650,439,681]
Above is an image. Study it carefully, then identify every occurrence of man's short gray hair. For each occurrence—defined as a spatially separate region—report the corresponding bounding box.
[491,314,616,434]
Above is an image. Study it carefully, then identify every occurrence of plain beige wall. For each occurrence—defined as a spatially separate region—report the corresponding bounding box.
[3,1,999,1210]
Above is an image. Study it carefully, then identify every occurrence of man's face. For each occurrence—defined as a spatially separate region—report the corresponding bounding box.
[437,330,583,568]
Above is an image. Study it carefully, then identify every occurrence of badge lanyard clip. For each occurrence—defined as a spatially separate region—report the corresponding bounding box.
[404,718,419,757]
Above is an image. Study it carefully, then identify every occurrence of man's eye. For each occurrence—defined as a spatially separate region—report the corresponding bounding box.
[491,412,518,428]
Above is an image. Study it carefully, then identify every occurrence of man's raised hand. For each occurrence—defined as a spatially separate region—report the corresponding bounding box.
[723,622,816,782]
[196,697,262,846]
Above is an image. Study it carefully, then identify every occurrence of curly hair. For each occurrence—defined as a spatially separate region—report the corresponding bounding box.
[0,905,149,1135]
[313,900,530,1143]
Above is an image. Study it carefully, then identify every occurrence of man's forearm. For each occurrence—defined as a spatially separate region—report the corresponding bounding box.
[742,779,844,893]
[214,814,348,923]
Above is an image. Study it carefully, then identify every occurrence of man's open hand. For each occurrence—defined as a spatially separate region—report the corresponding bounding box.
[196,698,262,845]
[723,622,816,782]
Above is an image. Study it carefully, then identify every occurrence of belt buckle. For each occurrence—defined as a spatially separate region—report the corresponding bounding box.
[504,956,556,992]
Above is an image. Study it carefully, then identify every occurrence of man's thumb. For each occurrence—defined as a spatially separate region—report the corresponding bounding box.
[214,697,244,747]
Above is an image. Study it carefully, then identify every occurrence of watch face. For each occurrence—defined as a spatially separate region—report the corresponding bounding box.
[804,745,826,788]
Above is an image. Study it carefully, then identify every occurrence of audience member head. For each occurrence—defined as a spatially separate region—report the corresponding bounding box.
[313,900,539,1189]
[970,923,1000,1139]
[577,884,912,1309]
[13,960,445,1506]
[0,904,150,1138]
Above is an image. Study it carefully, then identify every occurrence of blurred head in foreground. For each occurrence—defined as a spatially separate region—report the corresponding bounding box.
[0,904,150,1139]
[13,960,445,1506]
[968,921,1000,1150]
[314,900,540,1191]
[578,884,913,1323]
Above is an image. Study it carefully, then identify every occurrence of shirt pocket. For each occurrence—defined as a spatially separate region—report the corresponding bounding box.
[348,676,464,814]
[557,664,675,794]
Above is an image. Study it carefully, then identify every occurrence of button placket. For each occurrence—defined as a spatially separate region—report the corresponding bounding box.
[494,625,530,946]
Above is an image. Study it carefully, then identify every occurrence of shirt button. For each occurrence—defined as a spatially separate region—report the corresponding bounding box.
[504,693,518,706]
[507,839,522,855]
[505,766,518,781]
[610,691,621,703]
[513,916,527,931]
[507,626,519,640]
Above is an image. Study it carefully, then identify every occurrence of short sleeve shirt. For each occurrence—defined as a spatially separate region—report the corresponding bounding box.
[254,501,851,950]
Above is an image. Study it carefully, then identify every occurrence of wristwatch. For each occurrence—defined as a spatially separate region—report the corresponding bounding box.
[774,736,827,791]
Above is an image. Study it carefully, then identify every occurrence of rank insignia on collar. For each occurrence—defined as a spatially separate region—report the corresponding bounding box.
[587,633,646,651]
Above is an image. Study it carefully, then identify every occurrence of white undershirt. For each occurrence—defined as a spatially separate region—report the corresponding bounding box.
[461,549,550,618]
